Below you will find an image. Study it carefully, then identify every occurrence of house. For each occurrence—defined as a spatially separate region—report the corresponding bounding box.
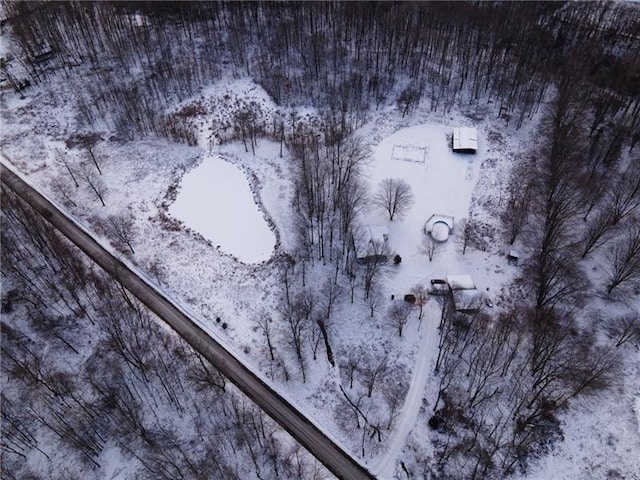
[507,250,519,266]
[446,274,483,313]
[355,225,390,264]
[425,214,454,242]
[452,127,478,153]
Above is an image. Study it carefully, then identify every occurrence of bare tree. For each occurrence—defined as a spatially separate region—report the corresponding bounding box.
[387,301,412,337]
[580,209,613,258]
[51,177,78,207]
[606,162,640,225]
[255,311,276,362]
[529,251,587,310]
[410,284,429,325]
[341,347,363,389]
[56,149,79,188]
[382,377,407,431]
[318,277,342,366]
[397,83,423,118]
[361,354,388,397]
[281,292,313,382]
[568,343,620,399]
[456,218,486,255]
[80,163,107,206]
[105,214,137,254]
[373,178,414,221]
[366,286,384,318]
[66,133,103,175]
[606,313,640,347]
[420,234,441,262]
[501,163,532,245]
[346,258,358,303]
[362,240,390,299]
[308,321,323,361]
[606,222,640,294]
[456,218,472,255]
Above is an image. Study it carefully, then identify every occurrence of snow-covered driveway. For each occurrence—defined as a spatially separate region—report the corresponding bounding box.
[371,302,441,479]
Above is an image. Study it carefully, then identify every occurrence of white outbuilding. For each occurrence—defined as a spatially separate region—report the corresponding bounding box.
[452,127,478,153]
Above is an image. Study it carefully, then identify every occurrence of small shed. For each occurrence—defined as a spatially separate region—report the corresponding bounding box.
[452,127,478,153]
[355,225,390,264]
[446,274,476,291]
[507,250,519,266]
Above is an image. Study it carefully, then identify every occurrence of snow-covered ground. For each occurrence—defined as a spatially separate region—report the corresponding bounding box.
[363,122,487,287]
[519,360,640,480]
[2,62,639,479]
[371,300,441,479]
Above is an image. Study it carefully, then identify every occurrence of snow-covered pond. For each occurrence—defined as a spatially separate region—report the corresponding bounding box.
[169,154,276,263]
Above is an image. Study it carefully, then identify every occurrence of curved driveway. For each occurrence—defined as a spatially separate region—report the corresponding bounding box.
[1,161,375,480]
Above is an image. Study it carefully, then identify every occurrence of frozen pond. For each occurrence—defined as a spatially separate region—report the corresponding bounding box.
[169,154,276,263]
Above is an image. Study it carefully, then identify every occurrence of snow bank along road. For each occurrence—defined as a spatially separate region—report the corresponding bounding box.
[0,160,375,480]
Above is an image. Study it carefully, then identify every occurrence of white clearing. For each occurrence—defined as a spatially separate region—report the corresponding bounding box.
[169,153,276,264]
[361,121,489,476]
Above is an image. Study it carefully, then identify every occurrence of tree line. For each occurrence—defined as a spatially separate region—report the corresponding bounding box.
[3,2,638,143]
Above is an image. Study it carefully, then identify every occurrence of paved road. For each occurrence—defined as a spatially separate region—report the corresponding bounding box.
[1,161,376,480]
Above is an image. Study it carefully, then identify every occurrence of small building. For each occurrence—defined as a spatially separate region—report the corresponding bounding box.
[446,274,482,313]
[425,214,454,242]
[446,274,476,291]
[507,250,519,266]
[355,225,390,264]
[451,289,484,313]
[452,127,478,153]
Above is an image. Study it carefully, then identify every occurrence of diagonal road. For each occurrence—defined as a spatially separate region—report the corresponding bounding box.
[1,161,376,480]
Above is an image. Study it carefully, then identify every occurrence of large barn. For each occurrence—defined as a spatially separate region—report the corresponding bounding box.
[452,127,478,153]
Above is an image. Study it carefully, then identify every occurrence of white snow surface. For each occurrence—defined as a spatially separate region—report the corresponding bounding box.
[169,153,276,264]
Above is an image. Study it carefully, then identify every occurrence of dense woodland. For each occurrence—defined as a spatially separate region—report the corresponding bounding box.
[2,1,640,479]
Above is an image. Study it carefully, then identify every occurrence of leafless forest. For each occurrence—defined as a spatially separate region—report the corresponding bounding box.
[2,1,639,479]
